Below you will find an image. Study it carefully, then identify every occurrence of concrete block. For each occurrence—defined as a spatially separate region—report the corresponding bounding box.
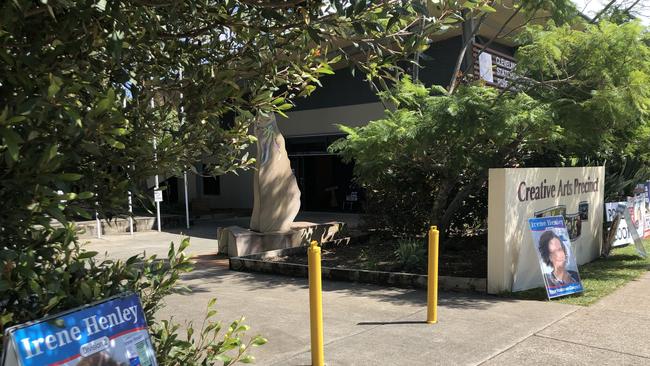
[218,221,344,257]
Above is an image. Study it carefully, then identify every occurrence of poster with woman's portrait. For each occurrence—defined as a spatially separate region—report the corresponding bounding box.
[3,293,157,366]
[528,216,584,299]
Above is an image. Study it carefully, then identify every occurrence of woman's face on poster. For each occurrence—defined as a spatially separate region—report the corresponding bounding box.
[548,237,566,271]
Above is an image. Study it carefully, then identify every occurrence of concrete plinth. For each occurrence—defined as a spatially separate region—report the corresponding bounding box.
[217,221,344,257]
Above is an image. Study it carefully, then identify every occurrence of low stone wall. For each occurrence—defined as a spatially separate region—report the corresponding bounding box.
[230,246,486,292]
[59,215,187,238]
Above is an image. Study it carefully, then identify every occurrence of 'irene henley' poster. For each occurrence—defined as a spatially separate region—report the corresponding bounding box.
[528,216,584,299]
[3,293,156,366]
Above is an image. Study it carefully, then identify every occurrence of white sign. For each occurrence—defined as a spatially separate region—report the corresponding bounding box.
[605,202,634,247]
[478,52,494,83]
[154,190,163,202]
[488,167,604,294]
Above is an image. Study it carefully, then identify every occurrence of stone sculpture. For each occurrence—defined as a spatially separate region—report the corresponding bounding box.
[249,113,301,232]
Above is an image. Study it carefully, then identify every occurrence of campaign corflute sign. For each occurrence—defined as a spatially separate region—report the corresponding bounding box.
[528,216,584,299]
[2,293,157,366]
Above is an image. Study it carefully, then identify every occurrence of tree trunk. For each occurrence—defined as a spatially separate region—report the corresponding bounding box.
[430,178,454,238]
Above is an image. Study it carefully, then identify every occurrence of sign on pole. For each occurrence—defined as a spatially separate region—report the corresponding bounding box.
[154,190,163,203]
[2,293,157,366]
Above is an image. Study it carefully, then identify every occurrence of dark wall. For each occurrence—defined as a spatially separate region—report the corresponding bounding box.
[293,69,379,111]
[416,36,464,88]
[293,35,515,112]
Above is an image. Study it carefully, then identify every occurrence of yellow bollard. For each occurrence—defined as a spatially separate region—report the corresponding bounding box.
[427,226,439,324]
[308,240,325,366]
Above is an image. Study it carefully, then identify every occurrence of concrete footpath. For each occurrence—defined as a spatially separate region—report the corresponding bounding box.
[87,223,650,365]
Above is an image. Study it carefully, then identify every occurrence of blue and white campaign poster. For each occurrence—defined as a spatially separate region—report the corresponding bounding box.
[528,216,584,299]
[3,293,157,366]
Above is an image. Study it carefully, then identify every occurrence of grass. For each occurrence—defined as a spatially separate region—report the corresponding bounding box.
[507,240,650,306]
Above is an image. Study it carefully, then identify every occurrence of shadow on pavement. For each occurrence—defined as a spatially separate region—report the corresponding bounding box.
[179,264,517,311]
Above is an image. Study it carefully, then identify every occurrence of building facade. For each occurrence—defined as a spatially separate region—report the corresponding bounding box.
[163,4,533,214]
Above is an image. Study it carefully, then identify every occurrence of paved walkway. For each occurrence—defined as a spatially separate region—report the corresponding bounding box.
[87,221,650,365]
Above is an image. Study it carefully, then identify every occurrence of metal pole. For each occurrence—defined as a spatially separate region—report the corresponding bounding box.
[124,97,134,236]
[151,98,161,232]
[308,240,324,366]
[128,190,134,235]
[427,226,440,324]
[184,172,190,229]
[154,137,161,233]
[179,69,190,229]
[95,209,101,239]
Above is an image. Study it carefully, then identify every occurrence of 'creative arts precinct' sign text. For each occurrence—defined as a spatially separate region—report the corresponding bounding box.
[3,293,157,366]
[517,177,600,202]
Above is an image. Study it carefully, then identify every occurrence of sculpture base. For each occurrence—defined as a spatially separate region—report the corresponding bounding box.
[217,221,345,257]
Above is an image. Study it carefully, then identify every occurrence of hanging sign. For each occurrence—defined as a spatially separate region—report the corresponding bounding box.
[2,293,157,366]
[473,44,517,89]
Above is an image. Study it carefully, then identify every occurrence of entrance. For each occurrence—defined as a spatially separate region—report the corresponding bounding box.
[286,135,359,211]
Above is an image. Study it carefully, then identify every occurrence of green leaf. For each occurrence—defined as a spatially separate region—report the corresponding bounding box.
[105,137,125,149]
[77,191,94,199]
[80,282,92,298]
[47,74,62,98]
[215,354,232,363]
[58,173,83,181]
[252,336,268,346]
[480,4,496,12]
[276,103,293,111]
[412,1,428,15]
[240,355,255,363]
[46,296,61,311]
[96,89,116,114]
[77,251,98,259]
[1,127,23,161]
[316,66,335,75]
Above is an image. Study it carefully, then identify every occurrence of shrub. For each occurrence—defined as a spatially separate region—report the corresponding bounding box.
[394,239,427,273]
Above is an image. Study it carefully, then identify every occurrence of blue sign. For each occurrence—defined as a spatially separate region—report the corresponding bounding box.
[528,216,584,299]
[4,293,157,366]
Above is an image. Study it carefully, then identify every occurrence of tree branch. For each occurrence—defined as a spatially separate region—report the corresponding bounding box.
[590,0,618,23]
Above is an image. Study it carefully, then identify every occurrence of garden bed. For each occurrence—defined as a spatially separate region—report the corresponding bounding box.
[229,235,487,292]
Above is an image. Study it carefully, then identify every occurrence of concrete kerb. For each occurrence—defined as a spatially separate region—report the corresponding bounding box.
[230,246,487,292]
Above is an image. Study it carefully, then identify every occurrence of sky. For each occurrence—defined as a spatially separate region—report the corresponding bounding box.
[572,0,649,24]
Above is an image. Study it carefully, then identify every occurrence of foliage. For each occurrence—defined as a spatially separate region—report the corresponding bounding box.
[394,239,427,272]
[153,298,268,366]
[515,21,650,162]
[0,0,497,363]
[331,78,557,237]
[0,0,491,222]
[0,233,264,363]
[333,20,650,238]
[602,157,650,201]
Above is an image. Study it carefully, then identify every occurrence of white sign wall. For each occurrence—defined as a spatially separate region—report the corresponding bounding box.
[488,167,605,293]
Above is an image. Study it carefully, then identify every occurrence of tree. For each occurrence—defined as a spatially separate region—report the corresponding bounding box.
[331,78,558,237]
[0,0,494,361]
[332,19,650,239]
